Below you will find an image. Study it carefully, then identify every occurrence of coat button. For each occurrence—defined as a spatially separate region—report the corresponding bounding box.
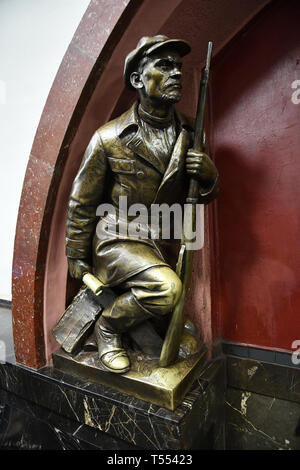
[137,170,144,179]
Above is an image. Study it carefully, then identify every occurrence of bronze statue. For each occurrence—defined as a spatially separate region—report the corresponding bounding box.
[64,35,218,375]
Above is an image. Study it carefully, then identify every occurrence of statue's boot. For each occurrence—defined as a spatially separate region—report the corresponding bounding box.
[95,292,151,373]
[95,317,130,374]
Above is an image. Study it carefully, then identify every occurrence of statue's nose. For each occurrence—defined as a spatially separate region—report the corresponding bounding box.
[171,68,182,79]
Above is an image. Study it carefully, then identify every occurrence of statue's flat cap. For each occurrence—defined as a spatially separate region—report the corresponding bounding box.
[124,35,191,90]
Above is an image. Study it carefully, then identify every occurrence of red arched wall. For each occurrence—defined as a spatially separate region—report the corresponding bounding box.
[211,0,300,351]
[12,0,270,368]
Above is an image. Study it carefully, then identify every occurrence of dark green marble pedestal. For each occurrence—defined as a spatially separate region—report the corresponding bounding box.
[0,355,225,450]
[1,306,227,450]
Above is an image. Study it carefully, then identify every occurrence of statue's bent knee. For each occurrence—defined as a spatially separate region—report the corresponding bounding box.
[133,266,183,316]
[159,270,182,312]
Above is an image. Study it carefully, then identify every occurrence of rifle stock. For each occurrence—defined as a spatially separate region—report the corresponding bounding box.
[159,42,213,367]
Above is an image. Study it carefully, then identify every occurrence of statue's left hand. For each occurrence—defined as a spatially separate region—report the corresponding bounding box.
[186,149,218,187]
[68,258,92,280]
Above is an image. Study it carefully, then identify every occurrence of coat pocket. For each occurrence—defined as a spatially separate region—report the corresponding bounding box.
[108,157,136,175]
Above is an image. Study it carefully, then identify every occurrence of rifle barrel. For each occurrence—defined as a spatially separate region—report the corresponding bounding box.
[193,41,213,152]
[159,41,213,368]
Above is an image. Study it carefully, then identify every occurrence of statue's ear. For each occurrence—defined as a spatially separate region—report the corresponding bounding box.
[130,72,143,90]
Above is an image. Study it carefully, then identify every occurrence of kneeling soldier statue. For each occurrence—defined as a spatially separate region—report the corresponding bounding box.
[62,35,218,374]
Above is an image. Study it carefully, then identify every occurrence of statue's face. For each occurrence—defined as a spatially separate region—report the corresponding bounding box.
[138,49,183,104]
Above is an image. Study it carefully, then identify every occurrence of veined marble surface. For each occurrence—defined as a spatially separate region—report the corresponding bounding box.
[0,306,225,450]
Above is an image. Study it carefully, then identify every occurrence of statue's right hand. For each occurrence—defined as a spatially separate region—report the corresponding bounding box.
[68,259,92,280]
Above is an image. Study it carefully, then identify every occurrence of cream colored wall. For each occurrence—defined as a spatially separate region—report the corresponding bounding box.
[0,0,90,300]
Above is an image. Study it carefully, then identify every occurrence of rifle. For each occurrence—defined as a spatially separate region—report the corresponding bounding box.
[159,41,213,367]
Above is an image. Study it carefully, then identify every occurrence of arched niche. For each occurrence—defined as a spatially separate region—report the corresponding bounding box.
[12,0,270,368]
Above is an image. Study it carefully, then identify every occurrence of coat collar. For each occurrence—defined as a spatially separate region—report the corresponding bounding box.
[116,101,193,174]
[117,101,194,137]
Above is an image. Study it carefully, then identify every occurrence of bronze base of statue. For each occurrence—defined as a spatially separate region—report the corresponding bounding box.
[52,342,207,411]
[52,283,208,410]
